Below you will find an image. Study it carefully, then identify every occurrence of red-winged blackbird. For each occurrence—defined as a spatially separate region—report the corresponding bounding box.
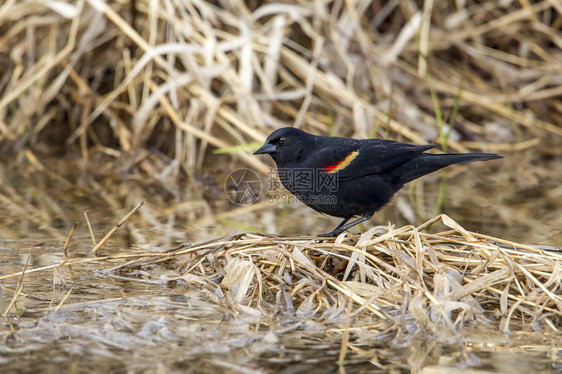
[254,127,501,237]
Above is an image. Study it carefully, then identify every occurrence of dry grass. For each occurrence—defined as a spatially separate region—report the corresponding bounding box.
[1,1,561,246]
[1,1,561,159]
[2,214,560,340]
[170,215,562,337]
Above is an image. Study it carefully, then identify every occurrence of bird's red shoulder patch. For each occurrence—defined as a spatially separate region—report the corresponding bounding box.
[324,151,359,173]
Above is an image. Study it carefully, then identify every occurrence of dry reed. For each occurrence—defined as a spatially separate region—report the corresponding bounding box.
[2,214,560,340]
[1,1,560,246]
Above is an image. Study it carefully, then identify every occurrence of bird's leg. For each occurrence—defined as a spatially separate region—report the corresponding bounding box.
[319,213,373,237]
[318,218,349,237]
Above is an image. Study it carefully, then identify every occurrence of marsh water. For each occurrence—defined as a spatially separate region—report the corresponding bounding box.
[0,156,560,373]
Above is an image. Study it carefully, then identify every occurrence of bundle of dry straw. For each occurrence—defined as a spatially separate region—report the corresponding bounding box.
[154,215,561,335]
[9,214,549,339]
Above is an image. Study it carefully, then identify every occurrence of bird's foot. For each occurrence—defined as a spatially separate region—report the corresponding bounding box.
[317,229,345,238]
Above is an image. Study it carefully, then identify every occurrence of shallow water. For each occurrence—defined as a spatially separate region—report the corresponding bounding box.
[2,152,561,247]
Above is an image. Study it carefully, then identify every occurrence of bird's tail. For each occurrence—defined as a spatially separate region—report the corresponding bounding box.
[392,152,501,187]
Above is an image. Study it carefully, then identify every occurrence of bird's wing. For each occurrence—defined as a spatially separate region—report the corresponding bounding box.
[308,139,436,181]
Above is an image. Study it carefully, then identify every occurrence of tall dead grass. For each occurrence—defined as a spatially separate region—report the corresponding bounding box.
[1,1,560,164]
[0,0,561,244]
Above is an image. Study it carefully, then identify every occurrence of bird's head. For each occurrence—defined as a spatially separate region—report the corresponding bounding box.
[254,127,314,165]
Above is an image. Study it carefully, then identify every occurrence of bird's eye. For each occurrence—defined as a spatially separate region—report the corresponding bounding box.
[278,136,287,145]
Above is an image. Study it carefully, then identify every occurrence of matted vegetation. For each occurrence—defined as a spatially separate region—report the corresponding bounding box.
[1,213,561,370]
[2,0,561,155]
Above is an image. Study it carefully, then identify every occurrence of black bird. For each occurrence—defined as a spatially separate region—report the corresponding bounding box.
[254,127,501,237]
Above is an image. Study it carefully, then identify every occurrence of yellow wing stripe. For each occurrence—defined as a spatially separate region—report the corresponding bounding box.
[325,151,359,173]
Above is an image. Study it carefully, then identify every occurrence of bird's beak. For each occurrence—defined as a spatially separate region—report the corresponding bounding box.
[254,142,277,155]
